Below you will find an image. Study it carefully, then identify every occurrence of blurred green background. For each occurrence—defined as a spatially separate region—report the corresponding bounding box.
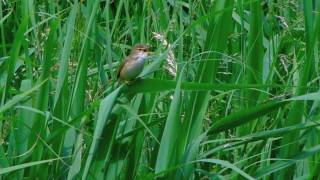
[0,0,320,179]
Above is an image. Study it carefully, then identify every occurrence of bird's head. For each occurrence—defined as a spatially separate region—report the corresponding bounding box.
[131,44,152,60]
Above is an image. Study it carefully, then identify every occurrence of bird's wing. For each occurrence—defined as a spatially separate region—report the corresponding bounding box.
[117,57,129,78]
[117,61,124,78]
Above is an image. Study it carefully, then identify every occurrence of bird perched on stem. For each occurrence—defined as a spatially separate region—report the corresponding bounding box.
[117,44,152,82]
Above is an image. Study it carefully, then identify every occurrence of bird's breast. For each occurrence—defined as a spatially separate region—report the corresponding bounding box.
[120,59,146,80]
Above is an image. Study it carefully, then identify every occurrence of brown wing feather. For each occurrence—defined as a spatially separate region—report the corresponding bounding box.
[117,56,130,78]
[117,61,125,78]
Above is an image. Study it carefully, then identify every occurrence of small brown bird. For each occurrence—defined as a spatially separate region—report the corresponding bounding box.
[117,44,151,82]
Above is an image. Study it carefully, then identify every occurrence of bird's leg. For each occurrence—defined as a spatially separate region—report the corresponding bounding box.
[134,77,142,81]
[123,77,143,85]
[126,80,135,85]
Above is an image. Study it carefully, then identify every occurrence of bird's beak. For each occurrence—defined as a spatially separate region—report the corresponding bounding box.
[147,45,153,56]
[147,51,153,56]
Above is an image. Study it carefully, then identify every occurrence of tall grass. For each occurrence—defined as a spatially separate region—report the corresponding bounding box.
[0,0,320,179]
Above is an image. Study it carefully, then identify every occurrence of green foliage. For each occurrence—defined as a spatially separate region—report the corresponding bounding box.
[0,0,319,179]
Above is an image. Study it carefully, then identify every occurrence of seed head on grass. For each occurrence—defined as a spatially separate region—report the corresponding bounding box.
[152,32,177,77]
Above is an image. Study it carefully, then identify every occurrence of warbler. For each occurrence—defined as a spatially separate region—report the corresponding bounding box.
[117,44,151,82]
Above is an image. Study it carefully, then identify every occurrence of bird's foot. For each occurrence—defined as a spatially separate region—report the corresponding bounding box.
[123,77,141,85]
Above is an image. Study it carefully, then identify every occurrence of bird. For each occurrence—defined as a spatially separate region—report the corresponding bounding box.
[117,44,151,82]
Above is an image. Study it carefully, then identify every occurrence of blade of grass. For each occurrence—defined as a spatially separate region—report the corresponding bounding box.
[82,86,122,179]
[203,121,320,157]
[0,79,48,114]
[255,145,320,178]
[208,101,289,134]
[239,0,264,135]
[0,158,59,175]
[178,1,234,177]
[1,15,28,105]
[28,20,59,178]
[125,78,301,94]
[278,0,320,177]
[53,2,78,109]
[155,66,183,173]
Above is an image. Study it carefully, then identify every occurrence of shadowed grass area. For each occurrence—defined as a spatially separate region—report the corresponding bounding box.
[0,0,320,179]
